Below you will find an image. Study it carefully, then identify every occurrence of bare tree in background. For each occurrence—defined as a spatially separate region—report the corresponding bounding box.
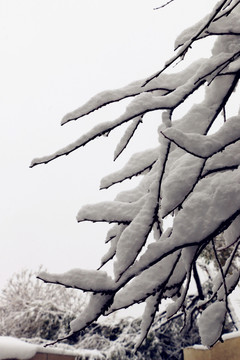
[31,0,240,349]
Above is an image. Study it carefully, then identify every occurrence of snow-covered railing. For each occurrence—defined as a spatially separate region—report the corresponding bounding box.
[0,337,104,360]
[184,331,240,360]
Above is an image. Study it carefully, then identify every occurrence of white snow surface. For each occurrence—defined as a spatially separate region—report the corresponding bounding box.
[114,116,142,160]
[0,337,104,360]
[203,141,240,176]
[161,154,204,217]
[166,294,185,319]
[217,270,240,301]
[39,269,115,292]
[198,301,226,347]
[70,293,113,332]
[113,188,157,279]
[135,293,158,349]
[163,116,240,158]
[0,337,37,360]
[109,252,183,311]
[77,197,146,224]
[100,147,159,189]
[31,56,220,168]
[169,168,240,244]
[59,60,203,125]
[127,167,240,280]
[188,331,240,350]
[175,2,240,49]
[223,214,240,247]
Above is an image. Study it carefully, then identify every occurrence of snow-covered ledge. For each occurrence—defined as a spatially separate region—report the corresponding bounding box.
[184,332,240,360]
[0,337,104,360]
[0,337,37,360]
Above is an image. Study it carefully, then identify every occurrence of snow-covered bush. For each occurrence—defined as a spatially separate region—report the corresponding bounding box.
[0,268,86,340]
[31,0,240,349]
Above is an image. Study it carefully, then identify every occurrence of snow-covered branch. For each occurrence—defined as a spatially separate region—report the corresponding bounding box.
[31,0,240,349]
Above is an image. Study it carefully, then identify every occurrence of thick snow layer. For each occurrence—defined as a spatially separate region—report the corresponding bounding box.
[135,293,158,349]
[169,168,240,244]
[127,167,240,281]
[182,245,198,272]
[204,141,240,176]
[100,234,118,267]
[60,60,203,125]
[36,344,104,358]
[100,224,127,267]
[161,154,204,217]
[115,159,159,203]
[70,293,113,332]
[174,15,207,49]
[166,294,186,319]
[210,11,240,35]
[38,269,115,292]
[31,45,238,167]
[31,56,223,168]
[114,116,142,160]
[222,330,240,341]
[110,252,183,311]
[198,301,226,347]
[224,215,240,247]
[113,154,167,279]
[189,331,240,350]
[217,270,240,301]
[0,337,104,360]
[77,197,145,224]
[0,337,37,360]
[188,331,240,350]
[175,2,240,49]
[100,147,159,189]
[163,116,240,158]
[173,72,238,136]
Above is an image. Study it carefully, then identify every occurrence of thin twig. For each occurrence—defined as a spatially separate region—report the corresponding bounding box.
[154,0,175,10]
[211,238,228,308]
[193,263,204,300]
[222,106,227,122]
[214,0,240,21]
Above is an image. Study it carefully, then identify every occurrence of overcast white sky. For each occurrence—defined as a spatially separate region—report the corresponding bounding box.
[0,0,218,289]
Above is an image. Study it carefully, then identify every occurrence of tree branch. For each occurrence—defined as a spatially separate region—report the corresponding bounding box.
[153,0,175,10]
[143,0,230,86]
[193,263,204,300]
